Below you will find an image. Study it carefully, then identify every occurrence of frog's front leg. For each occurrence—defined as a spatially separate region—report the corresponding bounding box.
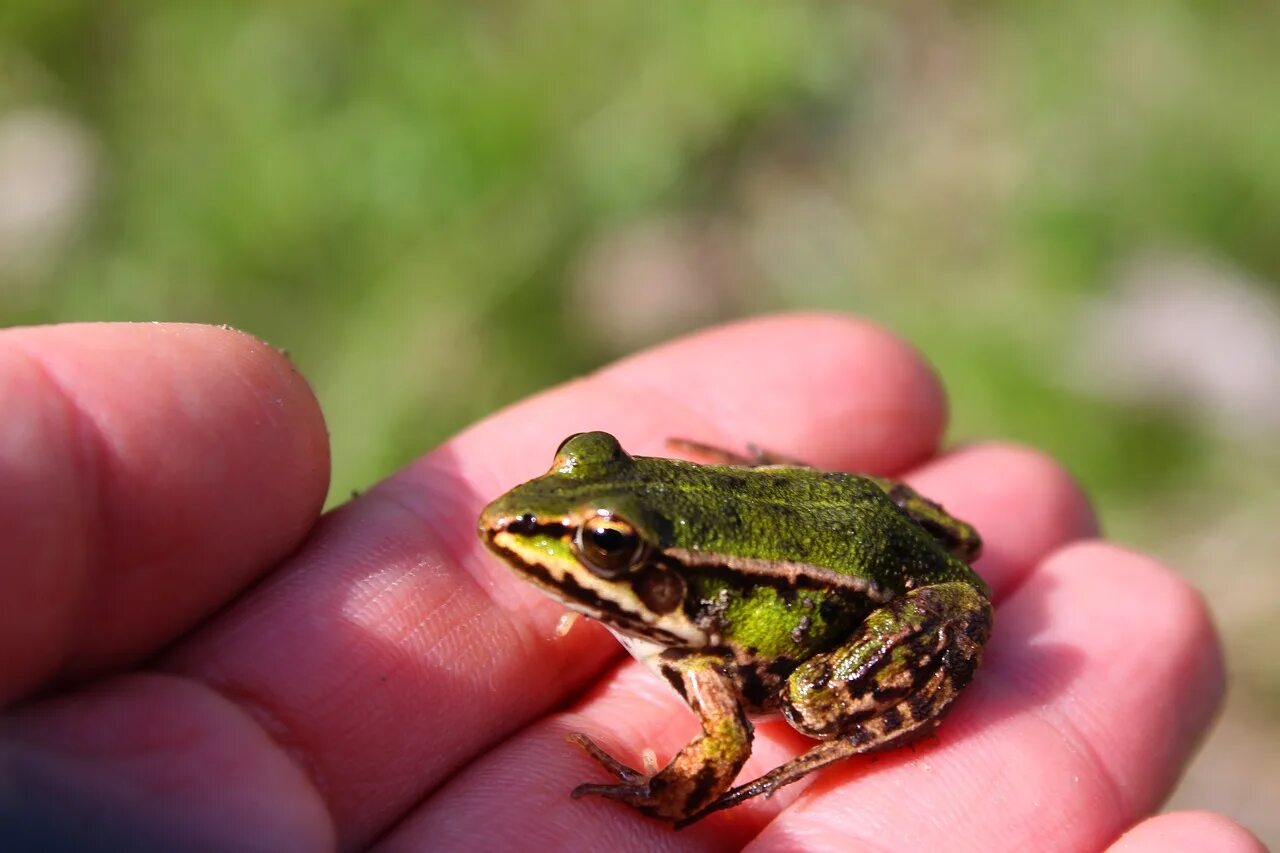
[569,653,753,822]
[687,582,992,824]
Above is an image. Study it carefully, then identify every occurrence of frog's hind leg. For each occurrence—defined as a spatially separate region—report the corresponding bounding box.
[679,582,992,827]
[569,653,754,823]
[667,437,811,468]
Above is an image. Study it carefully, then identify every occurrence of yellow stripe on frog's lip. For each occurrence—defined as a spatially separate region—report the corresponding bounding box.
[489,529,706,647]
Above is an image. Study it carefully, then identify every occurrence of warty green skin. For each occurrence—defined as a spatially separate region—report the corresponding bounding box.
[478,431,993,824]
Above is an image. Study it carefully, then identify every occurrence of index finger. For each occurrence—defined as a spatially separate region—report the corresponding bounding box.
[165,312,950,847]
[0,323,330,703]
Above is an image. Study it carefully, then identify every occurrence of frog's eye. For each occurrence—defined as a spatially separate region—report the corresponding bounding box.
[574,513,645,578]
[555,433,585,455]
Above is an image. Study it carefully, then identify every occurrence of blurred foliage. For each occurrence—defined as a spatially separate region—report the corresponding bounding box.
[1,1,866,498]
[3,0,1280,840]
[3,1,1276,508]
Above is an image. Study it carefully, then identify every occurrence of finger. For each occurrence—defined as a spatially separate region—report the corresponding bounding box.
[0,674,332,852]
[162,312,949,846]
[904,442,1099,598]
[0,323,329,702]
[591,311,949,474]
[745,542,1223,852]
[1106,811,1267,853]
[379,438,1099,846]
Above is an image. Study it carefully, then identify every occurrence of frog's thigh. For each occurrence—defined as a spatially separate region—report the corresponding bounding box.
[690,582,992,821]
[783,581,992,742]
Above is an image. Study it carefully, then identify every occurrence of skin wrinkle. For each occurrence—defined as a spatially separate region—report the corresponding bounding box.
[11,344,110,687]
[370,473,475,588]
[183,665,334,811]
[165,563,356,816]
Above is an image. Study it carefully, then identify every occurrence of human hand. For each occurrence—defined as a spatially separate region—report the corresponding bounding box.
[0,318,1262,851]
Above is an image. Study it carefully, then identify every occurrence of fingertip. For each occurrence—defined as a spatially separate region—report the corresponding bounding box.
[0,323,331,698]
[1045,540,1226,739]
[1107,811,1267,853]
[994,541,1225,815]
[608,312,949,473]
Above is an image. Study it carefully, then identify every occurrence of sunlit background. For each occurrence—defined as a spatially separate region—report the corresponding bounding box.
[2,2,1277,843]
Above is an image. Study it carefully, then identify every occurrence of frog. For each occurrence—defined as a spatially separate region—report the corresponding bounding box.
[477,431,993,826]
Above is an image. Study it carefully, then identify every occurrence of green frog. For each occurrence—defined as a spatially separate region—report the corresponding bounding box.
[477,431,993,826]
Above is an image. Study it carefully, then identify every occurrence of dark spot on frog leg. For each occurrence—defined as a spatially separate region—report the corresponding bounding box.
[871,678,910,704]
[878,706,903,733]
[735,665,768,709]
[908,688,935,723]
[660,663,690,702]
[849,724,874,747]
[685,765,722,814]
[941,645,979,689]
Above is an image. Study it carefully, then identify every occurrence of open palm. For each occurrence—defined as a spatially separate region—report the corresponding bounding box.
[0,317,1260,852]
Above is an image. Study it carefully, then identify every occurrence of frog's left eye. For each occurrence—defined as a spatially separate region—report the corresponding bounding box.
[574,513,646,578]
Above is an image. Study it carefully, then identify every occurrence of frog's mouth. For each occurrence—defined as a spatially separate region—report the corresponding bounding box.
[482,516,705,647]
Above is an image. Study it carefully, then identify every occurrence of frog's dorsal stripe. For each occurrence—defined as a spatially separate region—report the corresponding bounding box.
[661,548,895,603]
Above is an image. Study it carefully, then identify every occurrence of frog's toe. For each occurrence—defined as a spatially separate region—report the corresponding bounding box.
[570,779,653,803]
[566,732,647,784]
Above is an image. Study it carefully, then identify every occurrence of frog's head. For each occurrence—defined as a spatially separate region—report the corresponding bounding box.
[478,431,703,645]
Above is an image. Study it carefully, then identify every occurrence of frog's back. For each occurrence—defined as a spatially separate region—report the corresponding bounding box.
[630,457,979,594]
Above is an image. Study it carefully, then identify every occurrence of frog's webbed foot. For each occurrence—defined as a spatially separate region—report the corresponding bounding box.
[667,437,811,468]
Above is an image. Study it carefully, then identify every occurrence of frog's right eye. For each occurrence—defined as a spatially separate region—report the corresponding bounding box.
[574,513,646,578]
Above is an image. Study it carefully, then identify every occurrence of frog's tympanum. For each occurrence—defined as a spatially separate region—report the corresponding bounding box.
[478,432,993,826]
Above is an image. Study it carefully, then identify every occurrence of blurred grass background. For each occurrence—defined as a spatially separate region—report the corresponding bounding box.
[2,1,1278,843]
